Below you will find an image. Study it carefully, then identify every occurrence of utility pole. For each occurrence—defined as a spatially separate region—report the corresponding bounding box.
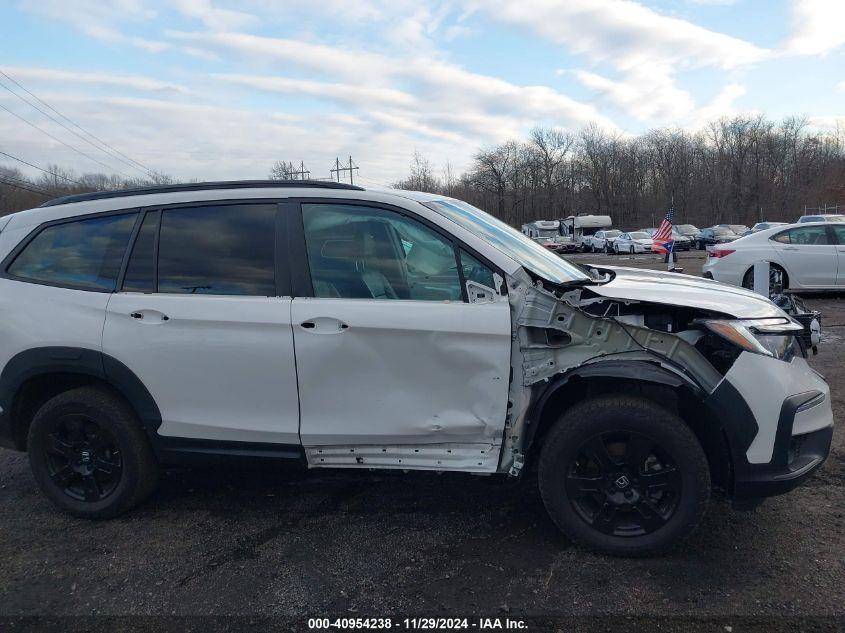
[330,156,359,185]
[287,161,310,180]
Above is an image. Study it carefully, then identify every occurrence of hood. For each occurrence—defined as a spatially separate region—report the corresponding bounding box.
[587,266,785,318]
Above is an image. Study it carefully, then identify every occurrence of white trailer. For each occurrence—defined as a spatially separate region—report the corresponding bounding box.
[561,215,613,250]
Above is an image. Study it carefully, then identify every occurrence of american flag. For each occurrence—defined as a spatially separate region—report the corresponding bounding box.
[652,206,675,254]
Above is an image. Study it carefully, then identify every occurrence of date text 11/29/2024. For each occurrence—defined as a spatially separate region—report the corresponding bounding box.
[307,617,528,630]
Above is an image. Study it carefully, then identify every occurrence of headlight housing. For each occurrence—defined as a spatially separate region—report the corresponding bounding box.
[702,318,803,360]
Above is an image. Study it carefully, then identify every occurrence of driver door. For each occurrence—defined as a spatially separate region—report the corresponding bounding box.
[290,202,512,472]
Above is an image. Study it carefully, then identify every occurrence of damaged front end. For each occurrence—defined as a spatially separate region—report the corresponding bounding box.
[499,266,811,486]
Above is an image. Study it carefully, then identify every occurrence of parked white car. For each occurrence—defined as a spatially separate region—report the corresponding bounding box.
[583,229,621,253]
[0,182,833,556]
[703,222,845,291]
[613,231,653,254]
[798,214,845,223]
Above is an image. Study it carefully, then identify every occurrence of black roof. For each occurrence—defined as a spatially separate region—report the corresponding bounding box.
[39,180,365,208]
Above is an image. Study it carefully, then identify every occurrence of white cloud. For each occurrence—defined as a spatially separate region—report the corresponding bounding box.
[473,0,769,71]
[688,82,748,128]
[20,0,169,52]
[175,30,616,136]
[1,66,188,94]
[572,65,696,121]
[175,0,257,31]
[784,0,845,55]
[212,74,416,108]
[468,0,768,125]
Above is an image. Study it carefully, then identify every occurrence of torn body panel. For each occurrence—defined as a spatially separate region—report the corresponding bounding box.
[499,268,726,475]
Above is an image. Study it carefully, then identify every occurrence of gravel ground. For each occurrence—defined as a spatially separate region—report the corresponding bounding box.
[0,252,842,630]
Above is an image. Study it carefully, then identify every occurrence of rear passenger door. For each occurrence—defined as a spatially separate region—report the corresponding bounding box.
[102,202,300,446]
[769,226,838,288]
[289,201,512,472]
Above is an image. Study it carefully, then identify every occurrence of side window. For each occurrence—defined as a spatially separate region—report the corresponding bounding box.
[460,250,495,290]
[771,231,790,244]
[157,204,276,295]
[302,203,462,301]
[7,213,137,290]
[122,210,159,292]
[831,225,845,244]
[787,226,829,245]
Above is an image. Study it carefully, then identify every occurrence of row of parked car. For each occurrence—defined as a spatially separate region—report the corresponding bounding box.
[580,220,838,254]
[584,214,845,255]
[582,224,725,254]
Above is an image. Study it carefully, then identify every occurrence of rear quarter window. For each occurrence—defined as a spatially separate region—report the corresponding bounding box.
[6,213,137,290]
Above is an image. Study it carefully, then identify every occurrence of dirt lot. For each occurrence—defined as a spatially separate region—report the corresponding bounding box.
[0,251,843,630]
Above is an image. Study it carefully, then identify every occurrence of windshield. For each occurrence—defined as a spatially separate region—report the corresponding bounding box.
[536,228,560,238]
[629,232,649,239]
[426,199,590,284]
[603,230,621,238]
[676,224,697,233]
[714,227,734,236]
[825,215,845,222]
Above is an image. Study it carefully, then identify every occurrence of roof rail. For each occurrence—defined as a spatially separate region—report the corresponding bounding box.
[38,180,365,208]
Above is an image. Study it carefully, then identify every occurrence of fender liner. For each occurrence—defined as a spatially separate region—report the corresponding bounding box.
[0,346,161,450]
[524,359,705,453]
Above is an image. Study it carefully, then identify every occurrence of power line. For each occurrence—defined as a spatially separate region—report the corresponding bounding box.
[0,173,52,196]
[0,101,135,179]
[0,149,83,185]
[0,70,155,178]
[0,176,51,197]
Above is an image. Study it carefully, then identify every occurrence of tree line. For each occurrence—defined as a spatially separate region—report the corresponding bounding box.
[393,115,845,229]
[0,165,174,216]
[5,114,844,229]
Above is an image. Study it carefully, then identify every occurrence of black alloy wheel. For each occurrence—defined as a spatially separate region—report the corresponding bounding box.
[538,394,710,555]
[565,431,681,537]
[28,385,159,518]
[43,414,123,503]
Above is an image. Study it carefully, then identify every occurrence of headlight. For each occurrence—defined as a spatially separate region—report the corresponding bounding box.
[702,318,803,360]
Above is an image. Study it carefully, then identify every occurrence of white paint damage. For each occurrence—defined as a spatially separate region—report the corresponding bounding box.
[295,296,512,452]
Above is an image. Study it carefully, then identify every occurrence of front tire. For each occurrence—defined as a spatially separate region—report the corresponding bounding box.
[538,395,710,556]
[27,386,159,519]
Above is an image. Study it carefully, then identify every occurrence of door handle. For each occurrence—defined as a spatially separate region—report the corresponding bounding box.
[782,246,799,251]
[129,310,170,323]
[299,317,348,333]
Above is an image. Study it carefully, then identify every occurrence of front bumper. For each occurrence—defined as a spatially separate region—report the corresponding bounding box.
[704,353,834,504]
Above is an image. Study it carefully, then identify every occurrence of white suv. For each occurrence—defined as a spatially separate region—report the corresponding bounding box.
[0,182,834,555]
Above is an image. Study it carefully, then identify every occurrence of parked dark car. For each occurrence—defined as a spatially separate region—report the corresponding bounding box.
[696,226,738,250]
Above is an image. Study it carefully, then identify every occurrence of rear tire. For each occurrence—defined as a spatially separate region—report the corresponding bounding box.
[538,395,710,556]
[742,264,788,294]
[27,386,159,519]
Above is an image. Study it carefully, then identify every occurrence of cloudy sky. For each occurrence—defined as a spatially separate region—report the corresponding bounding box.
[1,0,844,185]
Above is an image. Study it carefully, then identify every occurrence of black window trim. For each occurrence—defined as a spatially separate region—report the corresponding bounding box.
[770,225,837,246]
[286,197,505,303]
[0,208,141,293]
[117,198,292,298]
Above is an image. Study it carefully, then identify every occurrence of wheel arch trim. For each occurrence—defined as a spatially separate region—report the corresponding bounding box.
[524,359,704,453]
[0,346,161,450]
